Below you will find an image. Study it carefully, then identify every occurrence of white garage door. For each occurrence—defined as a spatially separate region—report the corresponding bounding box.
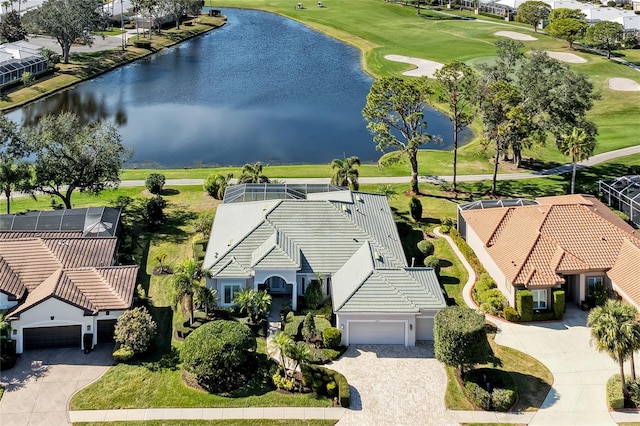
[348,321,405,345]
[416,317,434,341]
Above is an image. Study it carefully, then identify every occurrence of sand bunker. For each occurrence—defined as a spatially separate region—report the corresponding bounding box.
[608,78,640,92]
[544,51,587,63]
[384,55,444,78]
[495,31,537,41]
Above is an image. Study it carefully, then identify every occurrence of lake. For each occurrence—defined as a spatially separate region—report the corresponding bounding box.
[8,8,472,168]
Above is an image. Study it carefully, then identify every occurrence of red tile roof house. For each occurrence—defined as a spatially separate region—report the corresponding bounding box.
[0,208,138,353]
[457,194,640,312]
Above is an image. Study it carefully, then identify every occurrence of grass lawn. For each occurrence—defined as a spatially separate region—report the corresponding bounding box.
[445,331,553,412]
[73,421,337,426]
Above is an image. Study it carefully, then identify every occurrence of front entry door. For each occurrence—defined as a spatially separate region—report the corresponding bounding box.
[266,276,289,294]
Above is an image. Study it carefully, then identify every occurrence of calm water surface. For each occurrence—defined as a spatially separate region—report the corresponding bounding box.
[9,8,471,167]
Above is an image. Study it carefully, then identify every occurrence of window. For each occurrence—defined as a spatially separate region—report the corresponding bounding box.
[223,284,242,305]
[532,289,547,310]
[587,276,603,290]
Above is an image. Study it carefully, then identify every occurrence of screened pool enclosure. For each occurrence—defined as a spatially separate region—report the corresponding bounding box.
[600,176,640,228]
[0,41,48,88]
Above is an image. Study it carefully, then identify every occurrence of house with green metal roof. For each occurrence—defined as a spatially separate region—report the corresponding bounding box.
[204,184,446,346]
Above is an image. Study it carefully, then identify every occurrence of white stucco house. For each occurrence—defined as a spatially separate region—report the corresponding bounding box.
[204,184,446,346]
[1,207,138,353]
[457,194,640,311]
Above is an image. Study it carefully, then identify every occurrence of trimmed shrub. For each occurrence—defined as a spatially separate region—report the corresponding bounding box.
[465,381,490,410]
[304,279,323,310]
[475,273,497,294]
[302,313,317,341]
[516,290,533,322]
[144,195,167,230]
[114,306,157,355]
[322,327,342,349]
[180,320,256,393]
[491,388,517,411]
[314,316,331,334]
[434,306,492,373]
[409,196,423,222]
[133,39,152,49]
[301,364,350,407]
[424,255,441,277]
[450,228,486,276]
[503,306,520,322]
[145,173,165,194]
[112,345,134,363]
[417,239,435,256]
[553,290,565,320]
[607,374,624,409]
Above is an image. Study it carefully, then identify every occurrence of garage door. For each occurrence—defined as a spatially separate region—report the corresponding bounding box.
[97,319,117,344]
[348,321,405,345]
[416,317,434,341]
[23,325,81,350]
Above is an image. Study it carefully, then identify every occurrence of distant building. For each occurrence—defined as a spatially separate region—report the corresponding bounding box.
[0,41,48,88]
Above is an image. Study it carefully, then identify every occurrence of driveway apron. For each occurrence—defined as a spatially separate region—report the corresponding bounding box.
[329,342,457,426]
[0,346,113,426]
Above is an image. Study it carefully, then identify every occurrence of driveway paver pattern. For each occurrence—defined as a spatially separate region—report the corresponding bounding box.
[0,346,113,426]
[328,342,457,426]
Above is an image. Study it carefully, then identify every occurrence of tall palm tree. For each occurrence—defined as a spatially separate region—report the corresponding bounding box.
[331,156,361,190]
[173,258,210,325]
[558,126,596,194]
[588,299,639,397]
[238,161,270,184]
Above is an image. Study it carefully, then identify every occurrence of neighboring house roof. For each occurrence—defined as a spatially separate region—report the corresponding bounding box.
[607,240,640,305]
[0,207,137,317]
[206,187,446,313]
[9,266,137,317]
[460,194,640,288]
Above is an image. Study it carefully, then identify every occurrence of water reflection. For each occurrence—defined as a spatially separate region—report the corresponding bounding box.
[9,8,472,167]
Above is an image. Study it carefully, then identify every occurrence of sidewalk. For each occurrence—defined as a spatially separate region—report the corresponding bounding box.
[68,407,346,423]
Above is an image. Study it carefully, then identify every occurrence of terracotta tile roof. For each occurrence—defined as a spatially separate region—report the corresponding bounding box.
[461,195,640,289]
[607,241,640,308]
[0,257,27,299]
[42,237,117,268]
[0,239,62,291]
[9,266,138,316]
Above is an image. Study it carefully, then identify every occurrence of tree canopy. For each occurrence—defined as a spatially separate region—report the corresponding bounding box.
[545,9,587,49]
[362,76,433,194]
[26,112,132,209]
[238,161,270,184]
[516,1,551,32]
[586,21,624,59]
[23,0,107,63]
[0,10,28,42]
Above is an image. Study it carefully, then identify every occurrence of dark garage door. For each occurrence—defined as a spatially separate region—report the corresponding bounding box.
[97,319,117,344]
[23,325,81,350]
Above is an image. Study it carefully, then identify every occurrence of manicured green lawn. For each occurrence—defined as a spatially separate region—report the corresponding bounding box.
[73,421,336,426]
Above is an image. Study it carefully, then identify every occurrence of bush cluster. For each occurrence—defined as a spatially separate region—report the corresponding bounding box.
[607,374,624,409]
[464,368,517,411]
[465,381,490,410]
[449,228,486,276]
[301,364,350,407]
[272,372,295,391]
[503,306,519,322]
[474,274,505,315]
[112,346,134,363]
[0,339,17,370]
[114,306,157,356]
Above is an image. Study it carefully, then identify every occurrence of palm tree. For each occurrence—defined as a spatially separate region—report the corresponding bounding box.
[238,162,270,184]
[173,258,210,325]
[0,314,11,340]
[234,289,272,324]
[285,341,311,379]
[0,160,34,214]
[331,156,361,190]
[195,286,218,316]
[377,183,398,199]
[269,331,294,376]
[558,126,596,194]
[588,299,639,397]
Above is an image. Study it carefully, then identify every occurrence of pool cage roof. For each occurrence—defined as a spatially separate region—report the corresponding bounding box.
[223,183,347,203]
[599,175,640,227]
[457,198,539,211]
[0,207,121,237]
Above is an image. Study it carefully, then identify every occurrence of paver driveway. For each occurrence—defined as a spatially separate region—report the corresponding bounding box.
[329,342,457,426]
[0,346,113,426]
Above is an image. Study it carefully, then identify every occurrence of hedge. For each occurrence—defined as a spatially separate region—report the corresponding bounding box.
[516,290,533,322]
[301,364,350,407]
[465,381,490,410]
[322,327,342,349]
[503,306,519,322]
[450,228,486,276]
[553,290,565,320]
[607,374,624,409]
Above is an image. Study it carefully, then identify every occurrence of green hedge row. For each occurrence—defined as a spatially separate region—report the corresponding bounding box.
[607,374,624,409]
[301,364,350,407]
[474,273,505,315]
[449,228,486,276]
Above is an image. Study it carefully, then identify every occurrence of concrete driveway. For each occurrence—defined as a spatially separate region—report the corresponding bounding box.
[329,342,457,426]
[0,346,113,426]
